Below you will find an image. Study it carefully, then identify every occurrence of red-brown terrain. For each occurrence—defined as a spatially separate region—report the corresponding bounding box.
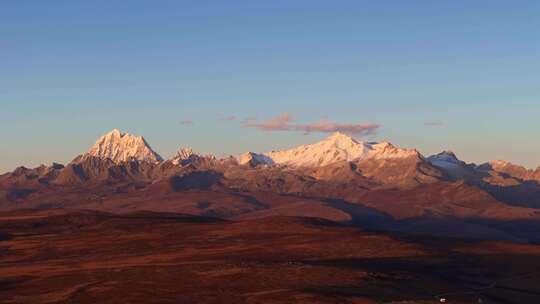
[1,209,540,304]
[3,131,540,302]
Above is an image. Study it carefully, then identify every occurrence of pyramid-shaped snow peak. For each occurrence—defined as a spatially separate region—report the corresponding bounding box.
[264,132,419,167]
[86,129,163,163]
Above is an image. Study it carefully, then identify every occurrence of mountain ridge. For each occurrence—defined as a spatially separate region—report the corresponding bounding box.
[3,128,540,242]
[3,129,540,173]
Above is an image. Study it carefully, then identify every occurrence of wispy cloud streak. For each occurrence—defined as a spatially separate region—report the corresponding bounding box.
[243,113,380,136]
[179,120,194,126]
[424,121,445,127]
[218,114,237,121]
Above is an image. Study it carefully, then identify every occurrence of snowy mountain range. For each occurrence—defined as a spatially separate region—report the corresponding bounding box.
[82,129,423,168]
[34,128,537,178]
[264,132,420,167]
[4,128,540,242]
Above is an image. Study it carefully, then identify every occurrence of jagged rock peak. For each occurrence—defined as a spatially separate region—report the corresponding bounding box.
[174,148,196,160]
[86,129,163,164]
[171,148,198,165]
[169,147,218,166]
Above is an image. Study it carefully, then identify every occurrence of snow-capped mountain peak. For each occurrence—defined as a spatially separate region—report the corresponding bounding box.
[264,132,419,167]
[432,151,459,162]
[427,151,463,168]
[324,131,359,144]
[86,129,163,163]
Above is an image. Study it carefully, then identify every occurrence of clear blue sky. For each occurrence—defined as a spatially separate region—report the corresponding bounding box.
[1,0,539,173]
